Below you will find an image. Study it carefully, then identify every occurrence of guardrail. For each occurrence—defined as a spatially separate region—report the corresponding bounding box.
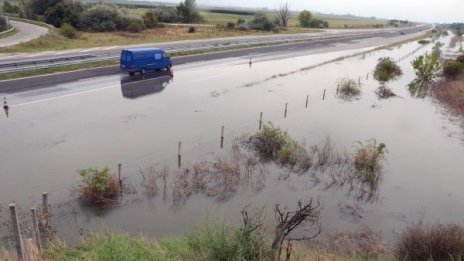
[0,26,15,36]
[0,25,430,74]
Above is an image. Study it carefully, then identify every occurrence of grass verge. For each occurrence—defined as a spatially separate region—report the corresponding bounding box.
[0,60,118,81]
[0,28,18,40]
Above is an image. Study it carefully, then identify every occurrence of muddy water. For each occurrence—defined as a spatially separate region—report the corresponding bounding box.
[1,34,463,244]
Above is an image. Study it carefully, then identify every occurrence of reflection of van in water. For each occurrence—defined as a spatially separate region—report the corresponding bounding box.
[120,48,172,76]
[120,71,173,99]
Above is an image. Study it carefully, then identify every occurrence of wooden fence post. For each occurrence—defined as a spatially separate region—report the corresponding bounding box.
[178,141,182,168]
[9,203,23,259]
[220,126,224,149]
[31,208,42,250]
[259,112,263,130]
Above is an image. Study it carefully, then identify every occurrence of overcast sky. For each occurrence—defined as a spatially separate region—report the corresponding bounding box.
[158,0,463,23]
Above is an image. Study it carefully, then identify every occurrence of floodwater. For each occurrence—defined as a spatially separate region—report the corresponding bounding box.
[1,33,463,244]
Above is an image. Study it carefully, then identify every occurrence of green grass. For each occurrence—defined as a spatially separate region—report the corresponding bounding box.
[0,60,118,81]
[0,28,18,39]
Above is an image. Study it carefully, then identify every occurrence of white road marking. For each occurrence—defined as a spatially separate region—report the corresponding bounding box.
[104,46,119,50]
[78,47,103,53]
[11,85,115,107]
[54,50,76,55]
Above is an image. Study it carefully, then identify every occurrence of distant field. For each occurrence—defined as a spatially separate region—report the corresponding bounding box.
[127,7,391,29]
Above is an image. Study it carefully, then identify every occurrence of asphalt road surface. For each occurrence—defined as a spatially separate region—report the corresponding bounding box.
[0,20,49,47]
[0,28,429,93]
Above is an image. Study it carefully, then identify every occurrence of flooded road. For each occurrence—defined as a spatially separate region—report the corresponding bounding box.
[1,33,463,244]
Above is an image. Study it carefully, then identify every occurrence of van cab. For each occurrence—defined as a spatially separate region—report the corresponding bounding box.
[120,48,172,76]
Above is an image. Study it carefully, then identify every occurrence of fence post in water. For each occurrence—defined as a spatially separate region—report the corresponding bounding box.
[284,102,288,118]
[259,112,263,130]
[305,95,309,108]
[178,141,182,168]
[323,89,326,100]
[118,163,122,188]
[31,208,42,250]
[9,203,23,260]
[220,126,224,149]
[366,73,369,80]
[42,192,48,214]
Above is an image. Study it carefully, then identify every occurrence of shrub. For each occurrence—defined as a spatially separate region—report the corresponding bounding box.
[3,1,21,14]
[245,122,310,171]
[187,26,196,33]
[418,39,430,44]
[375,86,397,99]
[337,78,361,100]
[142,11,158,29]
[127,19,145,33]
[249,12,274,31]
[396,224,464,260]
[176,0,203,23]
[374,57,402,83]
[457,54,464,63]
[44,0,84,28]
[410,52,442,86]
[79,5,122,32]
[59,22,78,39]
[152,7,179,23]
[77,167,120,205]
[353,140,387,183]
[226,22,235,30]
[443,61,464,79]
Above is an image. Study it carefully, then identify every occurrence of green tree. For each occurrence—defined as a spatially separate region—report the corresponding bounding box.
[249,12,274,31]
[411,53,442,84]
[142,11,158,29]
[3,1,21,14]
[44,0,83,28]
[298,10,311,28]
[176,0,202,23]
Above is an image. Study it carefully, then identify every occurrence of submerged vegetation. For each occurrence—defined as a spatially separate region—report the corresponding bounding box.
[374,57,403,83]
[245,122,311,171]
[373,57,402,99]
[409,52,442,98]
[353,140,387,184]
[434,54,464,116]
[77,167,120,205]
[336,78,361,101]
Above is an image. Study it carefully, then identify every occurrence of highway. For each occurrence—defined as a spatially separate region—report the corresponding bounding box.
[0,26,430,93]
[0,24,429,73]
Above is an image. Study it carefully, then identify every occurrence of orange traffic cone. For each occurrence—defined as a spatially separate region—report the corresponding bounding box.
[3,97,9,109]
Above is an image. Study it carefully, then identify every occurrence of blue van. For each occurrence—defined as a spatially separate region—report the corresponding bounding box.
[120,48,172,76]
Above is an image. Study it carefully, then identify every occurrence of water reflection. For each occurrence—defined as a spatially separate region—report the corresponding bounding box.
[120,72,173,99]
[408,82,430,99]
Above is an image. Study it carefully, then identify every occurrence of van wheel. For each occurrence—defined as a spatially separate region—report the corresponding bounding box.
[166,65,172,71]
[129,72,135,76]
[140,68,146,75]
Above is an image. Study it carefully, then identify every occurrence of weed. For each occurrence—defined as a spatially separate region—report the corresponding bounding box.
[396,224,464,260]
[375,86,397,99]
[443,61,464,79]
[336,78,361,101]
[410,52,442,88]
[77,167,120,206]
[373,57,402,83]
[353,140,387,184]
[319,226,389,259]
[434,64,464,116]
[244,122,310,172]
[418,39,430,44]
